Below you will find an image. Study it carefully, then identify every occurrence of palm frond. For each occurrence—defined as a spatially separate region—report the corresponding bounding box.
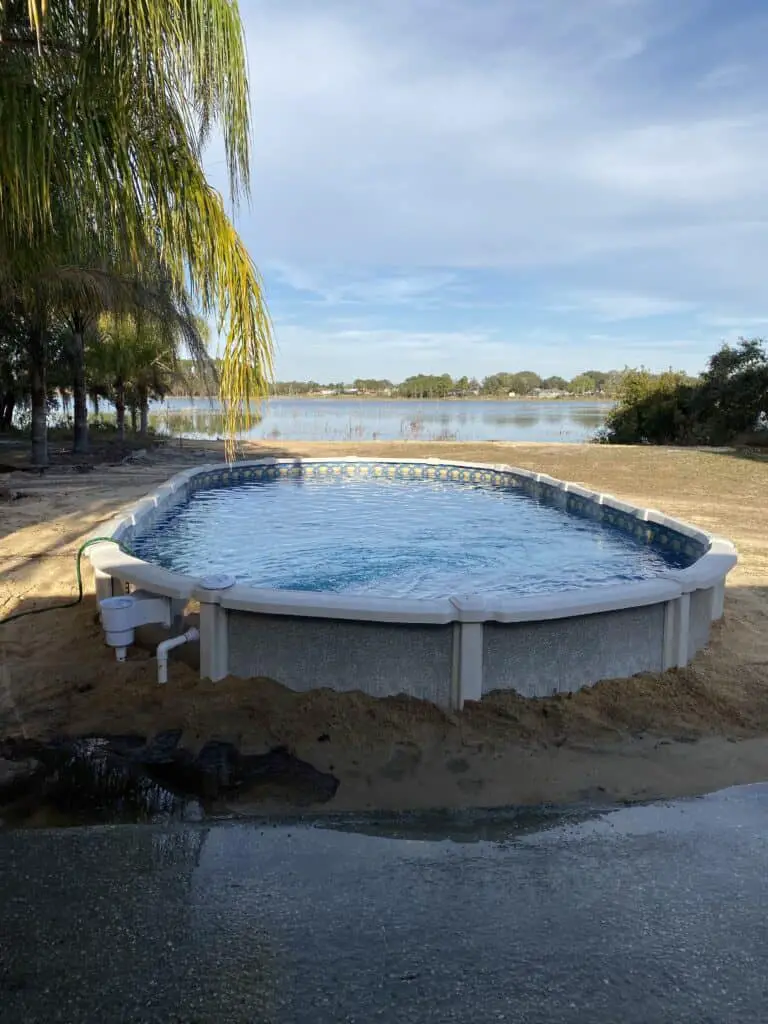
[1,0,270,453]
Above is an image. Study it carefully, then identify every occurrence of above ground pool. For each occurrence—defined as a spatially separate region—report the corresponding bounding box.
[133,473,694,599]
[88,458,738,709]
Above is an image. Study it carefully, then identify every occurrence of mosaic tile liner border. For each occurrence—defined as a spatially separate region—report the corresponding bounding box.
[172,460,707,564]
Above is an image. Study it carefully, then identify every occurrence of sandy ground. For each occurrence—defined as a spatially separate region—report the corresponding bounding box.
[1,438,768,815]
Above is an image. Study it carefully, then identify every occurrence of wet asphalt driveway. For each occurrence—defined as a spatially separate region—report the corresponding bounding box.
[1,786,768,1023]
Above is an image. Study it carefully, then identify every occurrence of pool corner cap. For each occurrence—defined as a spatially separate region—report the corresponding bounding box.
[198,574,237,591]
[450,594,487,623]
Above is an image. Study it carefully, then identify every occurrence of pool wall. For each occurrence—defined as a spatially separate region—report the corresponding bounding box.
[87,458,738,709]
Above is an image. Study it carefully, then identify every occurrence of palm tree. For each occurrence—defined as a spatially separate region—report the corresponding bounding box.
[0,301,27,431]
[97,307,210,442]
[0,250,81,464]
[1,0,274,457]
[65,259,209,454]
[133,316,214,439]
[127,332,177,439]
[0,234,206,462]
[96,319,133,441]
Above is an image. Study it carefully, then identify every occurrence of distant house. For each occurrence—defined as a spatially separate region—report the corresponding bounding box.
[532,388,568,399]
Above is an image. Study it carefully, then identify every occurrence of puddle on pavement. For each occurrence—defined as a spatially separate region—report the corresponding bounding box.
[314,805,608,843]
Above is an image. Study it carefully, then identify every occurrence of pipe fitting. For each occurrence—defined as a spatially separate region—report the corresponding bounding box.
[156,627,200,684]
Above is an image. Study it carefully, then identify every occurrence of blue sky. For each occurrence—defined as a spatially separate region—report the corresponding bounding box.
[206,0,768,382]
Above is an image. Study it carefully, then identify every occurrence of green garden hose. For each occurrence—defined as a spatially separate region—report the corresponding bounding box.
[0,537,132,626]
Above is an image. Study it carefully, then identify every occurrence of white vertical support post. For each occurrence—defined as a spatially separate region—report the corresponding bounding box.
[662,599,676,671]
[449,597,486,710]
[662,592,691,670]
[196,575,236,681]
[676,592,691,667]
[198,599,229,682]
[458,623,484,707]
[712,580,726,621]
[450,622,461,709]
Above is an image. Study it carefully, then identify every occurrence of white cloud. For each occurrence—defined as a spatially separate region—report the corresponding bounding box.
[575,119,768,206]
[202,0,768,376]
[236,1,768,280]
[267,264,458,306]
[554,291,696,321]
[585,333,699,352]
[271,323,496,378]
[698,313,768,329]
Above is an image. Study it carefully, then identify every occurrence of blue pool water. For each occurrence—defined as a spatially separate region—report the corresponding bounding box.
[134,477,693,598]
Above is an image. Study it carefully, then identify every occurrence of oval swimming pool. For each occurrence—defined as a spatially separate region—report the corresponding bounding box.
[134,475,693,598]
[89,457,737,709]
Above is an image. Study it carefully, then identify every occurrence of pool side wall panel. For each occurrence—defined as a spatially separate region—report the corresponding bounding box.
[226,612,455,706]
[482,605,666,698]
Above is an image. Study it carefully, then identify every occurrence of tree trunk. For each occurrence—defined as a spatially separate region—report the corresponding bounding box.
[0,394,14,431]
[115,379,126,441]
[29,318,48,467]
[130,403,138,435]
[90,392,100,417]
[139,388,149,438]
[72,329,89,454]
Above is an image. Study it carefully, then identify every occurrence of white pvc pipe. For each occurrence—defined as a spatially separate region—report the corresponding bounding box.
[156,627,200,685]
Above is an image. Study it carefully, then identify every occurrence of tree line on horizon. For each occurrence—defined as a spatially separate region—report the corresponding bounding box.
[167,365,629,399]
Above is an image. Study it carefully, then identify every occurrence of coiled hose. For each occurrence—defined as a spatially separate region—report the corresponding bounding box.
[0,537,131,626]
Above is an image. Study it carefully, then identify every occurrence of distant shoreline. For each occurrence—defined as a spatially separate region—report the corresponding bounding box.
[164,394,616,404]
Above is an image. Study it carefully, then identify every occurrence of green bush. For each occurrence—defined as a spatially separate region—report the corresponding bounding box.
[602,370,701,444]
[603,340,768,446]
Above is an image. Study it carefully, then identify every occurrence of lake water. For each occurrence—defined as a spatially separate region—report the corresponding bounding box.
[150,397,609,443]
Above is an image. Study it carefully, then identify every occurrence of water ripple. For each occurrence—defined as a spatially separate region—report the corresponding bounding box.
[134,478,688,598]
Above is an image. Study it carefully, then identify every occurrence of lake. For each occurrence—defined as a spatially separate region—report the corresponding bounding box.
[150,397,610,443]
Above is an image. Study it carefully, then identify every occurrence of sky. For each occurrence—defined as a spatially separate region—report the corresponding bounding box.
[205,0,768,383]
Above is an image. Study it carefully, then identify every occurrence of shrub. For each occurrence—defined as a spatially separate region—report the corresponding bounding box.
[602,369,701,444]
[603,340,768,445]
